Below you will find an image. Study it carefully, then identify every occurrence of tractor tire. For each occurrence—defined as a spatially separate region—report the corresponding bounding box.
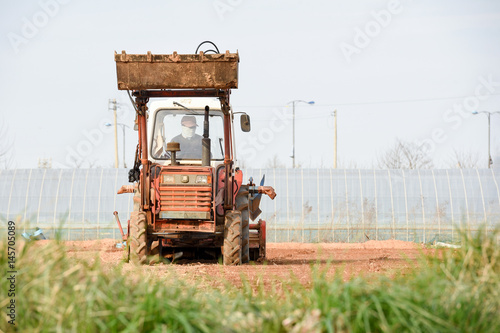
[224,210,242,265]
[129,211,147,264]
[147,240,162,265]
[236,186,250,264]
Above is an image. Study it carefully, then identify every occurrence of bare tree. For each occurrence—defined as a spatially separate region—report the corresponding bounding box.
[66,155,99,168]
[265,154,286,169]
[337,158,360,169]
[87,160,99,168]
[37,158,52,169]
[66,154,84,168]
[446,149,481,169]
[377,139,433,169]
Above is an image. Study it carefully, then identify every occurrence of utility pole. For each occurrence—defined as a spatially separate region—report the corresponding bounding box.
[122,124,127,168]
[109,99,119,168]
[292,102,296,169]
[105,122,130,168]
[333,109,337,169]
[473,110,500,168]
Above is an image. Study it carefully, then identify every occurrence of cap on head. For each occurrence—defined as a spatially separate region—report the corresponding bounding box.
[181,115,198,127]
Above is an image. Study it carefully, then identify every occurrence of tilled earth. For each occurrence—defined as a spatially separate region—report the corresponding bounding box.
[57,239,428,289]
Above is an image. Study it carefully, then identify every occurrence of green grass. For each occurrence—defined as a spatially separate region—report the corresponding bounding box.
[1,228,499,332]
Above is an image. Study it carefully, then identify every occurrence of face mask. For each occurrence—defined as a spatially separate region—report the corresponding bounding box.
[182,126,196,139]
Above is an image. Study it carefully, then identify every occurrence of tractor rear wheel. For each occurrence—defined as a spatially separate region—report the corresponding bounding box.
[129,211,147,264]
[147,239,161,265]
[223,210,242,265]
[236,186,250,264]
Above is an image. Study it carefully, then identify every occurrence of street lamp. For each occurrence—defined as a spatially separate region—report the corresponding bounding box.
[108,99,119,168]
[105,122,130,168]
[288,100,315,168]
[472,110,500,168]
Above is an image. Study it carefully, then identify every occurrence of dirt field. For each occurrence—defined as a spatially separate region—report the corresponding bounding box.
[56,239,428,289]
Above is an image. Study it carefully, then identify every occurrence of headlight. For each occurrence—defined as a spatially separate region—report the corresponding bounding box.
[163,175,175,184]
[195,175,210,184]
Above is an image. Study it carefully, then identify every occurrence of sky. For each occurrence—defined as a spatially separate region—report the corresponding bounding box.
[1,0,500,169]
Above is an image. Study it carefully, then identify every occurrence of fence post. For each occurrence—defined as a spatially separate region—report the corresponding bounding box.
[402,170,409,241]
[446,169,455,242]
[330,168,335,242]
[113,168,120,240]
[491,168,500,207]
[387,170,395,239]
[490,168,500,232]
[344,169,350,242]
[358,169,365,239]
[417,169,426,243]
[6,169,17,224]
[36,169,47,226]
[286,168,290,242]
[97,168,104,239]
[373,169,378,241]
[475,169,487,224]
[301,168,304,243]
[67,169,76,240]
[431,169,441,239]
[22,169,33,228]
[82,169,90,240]
[317,168,320,242]
[273,168,277,242]
[459,168,470,233]
[53,169,63,234]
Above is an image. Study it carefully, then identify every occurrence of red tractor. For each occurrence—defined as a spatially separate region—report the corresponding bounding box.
[114,44,275,265]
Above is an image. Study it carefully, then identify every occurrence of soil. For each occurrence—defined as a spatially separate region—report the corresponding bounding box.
[51,239,429,289]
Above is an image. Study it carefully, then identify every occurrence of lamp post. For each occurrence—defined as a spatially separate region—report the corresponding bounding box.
[333,109,337,169]
[472,110,500,168]
[105,122,130,168]
[288,100,315,168]
[108,99,119,168]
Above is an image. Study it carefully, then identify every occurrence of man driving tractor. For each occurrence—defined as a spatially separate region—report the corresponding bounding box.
[170,115,203,159]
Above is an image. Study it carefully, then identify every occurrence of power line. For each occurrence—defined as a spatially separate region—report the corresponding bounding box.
[234,93,500,109]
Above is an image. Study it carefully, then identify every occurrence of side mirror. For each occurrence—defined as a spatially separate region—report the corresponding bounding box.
[240,114,251,132]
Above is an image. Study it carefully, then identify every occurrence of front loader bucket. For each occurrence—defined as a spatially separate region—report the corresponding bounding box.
[115,51,239,90]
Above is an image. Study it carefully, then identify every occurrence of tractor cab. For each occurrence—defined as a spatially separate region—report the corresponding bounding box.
[148,98,226,166]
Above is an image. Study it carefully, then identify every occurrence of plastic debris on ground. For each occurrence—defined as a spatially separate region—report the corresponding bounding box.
[21,227,46,241]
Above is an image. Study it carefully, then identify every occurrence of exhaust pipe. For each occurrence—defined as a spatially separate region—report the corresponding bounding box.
[202,105,211,166]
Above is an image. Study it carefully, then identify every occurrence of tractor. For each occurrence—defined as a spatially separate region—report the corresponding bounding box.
[114,43,276,265]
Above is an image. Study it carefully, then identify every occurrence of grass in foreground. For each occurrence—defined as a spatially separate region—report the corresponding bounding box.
[1,229,499,332]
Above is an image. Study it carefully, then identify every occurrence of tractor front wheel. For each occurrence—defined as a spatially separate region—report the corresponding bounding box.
[223,210,242,265]
[129,211,147,264]
[236,186,250,264]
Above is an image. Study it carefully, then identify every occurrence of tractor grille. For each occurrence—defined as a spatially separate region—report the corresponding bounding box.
[159,186,212,219]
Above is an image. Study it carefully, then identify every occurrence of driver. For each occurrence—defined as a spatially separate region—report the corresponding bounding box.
[170,115,203,159]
